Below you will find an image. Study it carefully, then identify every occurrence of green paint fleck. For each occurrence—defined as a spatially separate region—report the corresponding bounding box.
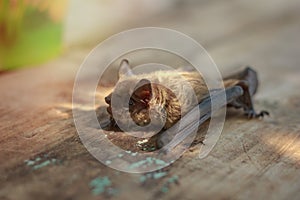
[154,158,167,165]
[160,175,179,194]
[25,156,58,170]
[139,171,167,183]
[25,160,35,166]
[153,172,167,179]
[128,157,168,169]
[125,150,131,154]
[139,175,147,183]
[128,159,148,169]
[105,160,112,165]
[146,157,153,164]
[139,174,151,183]
[131,152,138,156]
[118,154,123,158]
[33,160,51,170]
[168,175,179,183]
[161,186,169,193]
[89,176,111,196]
[35,157,41,162]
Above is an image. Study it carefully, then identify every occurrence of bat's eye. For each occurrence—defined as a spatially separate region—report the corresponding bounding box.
[129,99,134,106]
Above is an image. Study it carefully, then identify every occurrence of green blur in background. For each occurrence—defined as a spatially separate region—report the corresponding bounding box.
[0,0,67,70]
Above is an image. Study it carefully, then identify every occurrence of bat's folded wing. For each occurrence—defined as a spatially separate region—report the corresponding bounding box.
[158,86,244,151]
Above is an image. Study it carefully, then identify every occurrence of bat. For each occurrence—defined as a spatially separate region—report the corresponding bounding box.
[101,59,269,150]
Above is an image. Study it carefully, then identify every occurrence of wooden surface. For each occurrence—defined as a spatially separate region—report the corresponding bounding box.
[1,0,300,199]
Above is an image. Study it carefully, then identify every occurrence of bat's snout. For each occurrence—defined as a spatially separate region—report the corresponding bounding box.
[105,94,111,104]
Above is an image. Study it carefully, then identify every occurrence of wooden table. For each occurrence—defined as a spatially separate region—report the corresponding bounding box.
[1,0,300,199]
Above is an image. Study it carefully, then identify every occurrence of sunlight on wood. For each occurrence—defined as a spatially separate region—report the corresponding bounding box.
[262,133,300,163]
[58,102,94,111]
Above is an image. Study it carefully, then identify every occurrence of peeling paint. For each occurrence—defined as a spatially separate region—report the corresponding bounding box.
[153,172,167,179]
[128,157,167,170]
[24,156,58,170]
[32,160,51,170]
[160,175,179,193]
[139,171,167,183]
[89,176,118,196]
[89,176,111,196]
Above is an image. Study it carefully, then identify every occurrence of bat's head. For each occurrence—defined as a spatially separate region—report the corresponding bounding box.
[105,60,154,128]
[104,59,198,131]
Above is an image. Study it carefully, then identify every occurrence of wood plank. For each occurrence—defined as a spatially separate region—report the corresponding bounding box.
[1,0,300,199]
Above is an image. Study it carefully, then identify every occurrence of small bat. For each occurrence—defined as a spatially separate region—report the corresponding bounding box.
[102,59,269,148]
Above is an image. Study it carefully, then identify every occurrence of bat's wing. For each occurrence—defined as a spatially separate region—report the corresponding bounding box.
[223,67,269,118]
[223,66,258,96]
[158,86,244,152]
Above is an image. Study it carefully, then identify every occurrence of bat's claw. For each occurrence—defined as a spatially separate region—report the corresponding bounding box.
[245,110,270,119]
[258,110,270,117]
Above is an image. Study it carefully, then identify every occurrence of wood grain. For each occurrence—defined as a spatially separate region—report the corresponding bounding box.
[1,0,300,199]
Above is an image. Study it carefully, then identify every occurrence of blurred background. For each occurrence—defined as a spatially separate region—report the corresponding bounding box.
[0,0,177,70]
[0,0,67,69]
[1,0,299,73]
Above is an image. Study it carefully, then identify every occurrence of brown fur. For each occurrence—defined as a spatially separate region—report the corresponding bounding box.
[105,60,209,130]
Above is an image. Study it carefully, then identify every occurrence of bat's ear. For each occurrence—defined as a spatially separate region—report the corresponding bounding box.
[133,79,152,102]
[118,59,134,78]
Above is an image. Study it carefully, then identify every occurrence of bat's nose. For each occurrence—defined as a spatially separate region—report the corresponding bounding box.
[105,95,111,104]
